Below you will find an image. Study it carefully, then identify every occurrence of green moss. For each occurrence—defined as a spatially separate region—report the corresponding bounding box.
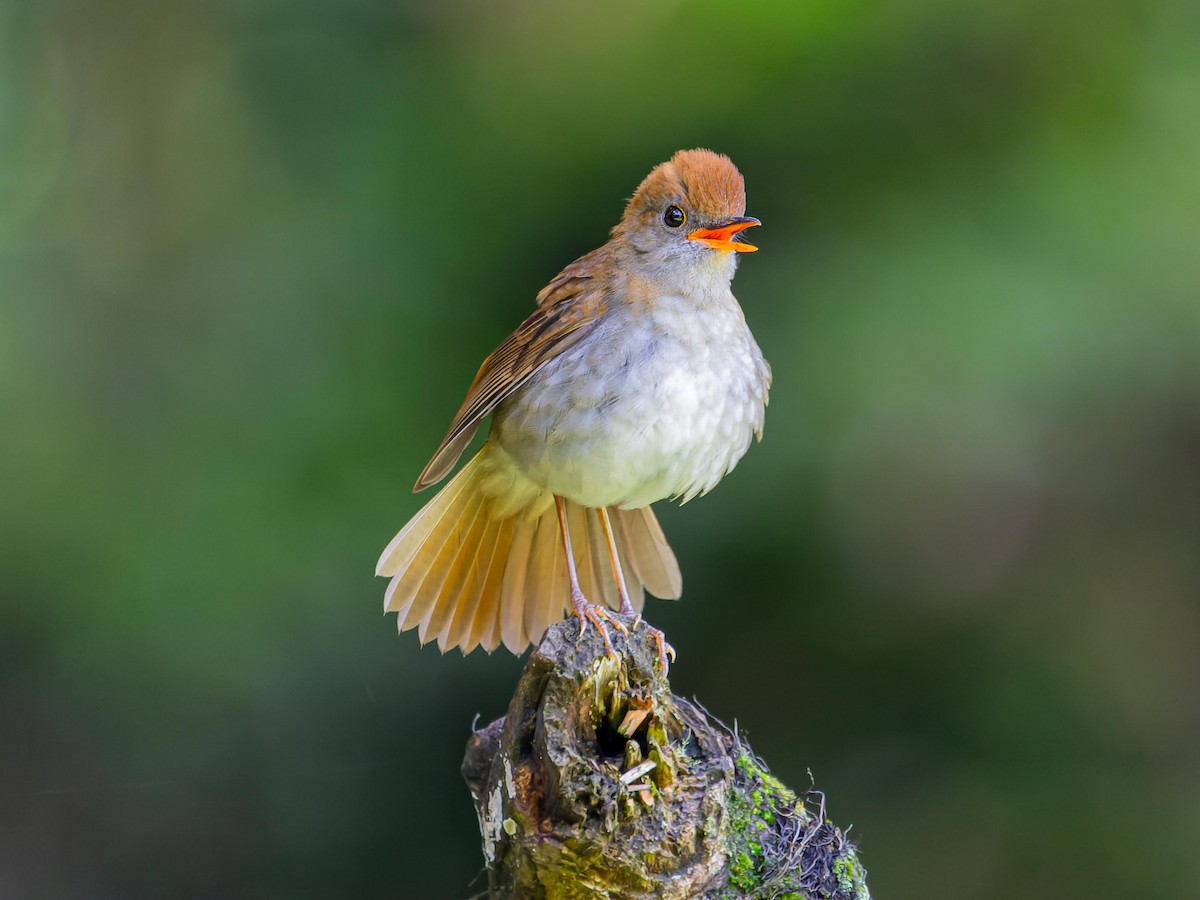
[729,850,756,891]
[725,753,791,892]
[834,855,863,894]
[721,750,870,899]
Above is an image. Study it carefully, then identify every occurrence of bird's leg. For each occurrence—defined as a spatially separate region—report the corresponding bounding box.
[595,506,635,617]
[596,506,676,671]
[555,496,624,661]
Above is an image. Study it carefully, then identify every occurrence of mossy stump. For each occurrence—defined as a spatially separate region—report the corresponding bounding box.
[461,618,871,899]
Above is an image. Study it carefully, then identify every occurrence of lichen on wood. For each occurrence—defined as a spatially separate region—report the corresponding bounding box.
[462,618,871,899]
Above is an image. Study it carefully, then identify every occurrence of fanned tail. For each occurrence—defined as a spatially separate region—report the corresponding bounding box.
[377,447,683,655]
[610,505,683,602]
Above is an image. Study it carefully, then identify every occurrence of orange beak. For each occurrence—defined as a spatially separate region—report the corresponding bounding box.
[686,216,761,253]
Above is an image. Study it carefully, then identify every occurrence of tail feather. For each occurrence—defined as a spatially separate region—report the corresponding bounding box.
[382,495,472,626]
[611,506,683,600]
[441,514,504,653]
[450,522,483,653]
[525,508,565,648]
[465,515,514,653]
[434,521,491,652]
[377,460,479,579]
[377,447,683,656]
[379,462,482,625]
[420,492,489,646]
[411,490,487,643]
[500,511,536,654]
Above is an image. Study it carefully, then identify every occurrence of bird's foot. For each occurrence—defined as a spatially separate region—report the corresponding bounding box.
[570,591,626,661]
[644,623,676,674]
[615,603,676,674]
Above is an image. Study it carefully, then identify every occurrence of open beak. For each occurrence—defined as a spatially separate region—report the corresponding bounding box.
[686,216,761,253]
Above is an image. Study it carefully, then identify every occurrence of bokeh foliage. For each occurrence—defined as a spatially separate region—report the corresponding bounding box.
[2,1,1198,897]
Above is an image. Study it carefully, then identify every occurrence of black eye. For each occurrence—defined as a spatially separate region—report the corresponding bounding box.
[663,205,686,228]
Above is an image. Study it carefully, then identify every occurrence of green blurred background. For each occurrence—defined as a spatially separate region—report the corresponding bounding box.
[3,1,1198,897]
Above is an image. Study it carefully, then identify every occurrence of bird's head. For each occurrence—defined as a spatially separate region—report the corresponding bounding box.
[614,149,760,273]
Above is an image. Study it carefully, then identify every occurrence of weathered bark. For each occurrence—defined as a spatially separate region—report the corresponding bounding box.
[462,618,871,899]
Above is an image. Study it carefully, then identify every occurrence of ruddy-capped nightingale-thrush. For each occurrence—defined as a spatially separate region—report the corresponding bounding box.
[376,149,770,666]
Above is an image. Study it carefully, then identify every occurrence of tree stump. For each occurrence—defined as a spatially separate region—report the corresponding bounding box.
[461,618,871,899]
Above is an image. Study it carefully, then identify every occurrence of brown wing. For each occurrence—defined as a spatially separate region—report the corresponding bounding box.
[534,246,607,307]
[413,264,610,492]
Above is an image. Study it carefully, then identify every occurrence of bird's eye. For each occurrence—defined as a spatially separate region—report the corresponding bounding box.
[663,205,686,228]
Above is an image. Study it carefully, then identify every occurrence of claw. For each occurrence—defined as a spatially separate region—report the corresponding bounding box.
[621,614,675,673]
[572,592,619,661]
[596,606,629,635]
[651,629,676,673]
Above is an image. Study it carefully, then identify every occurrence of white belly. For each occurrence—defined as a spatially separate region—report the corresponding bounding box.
[490,292,770,510]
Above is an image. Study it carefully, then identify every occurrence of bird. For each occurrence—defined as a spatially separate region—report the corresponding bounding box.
[376,148,771,667]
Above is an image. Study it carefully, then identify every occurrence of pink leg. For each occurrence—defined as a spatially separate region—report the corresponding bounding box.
[556,496,626,660]
[596,506,676,671]
[595,506,635,616]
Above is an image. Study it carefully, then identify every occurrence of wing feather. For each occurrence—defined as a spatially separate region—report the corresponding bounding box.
[413,281,607,491]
